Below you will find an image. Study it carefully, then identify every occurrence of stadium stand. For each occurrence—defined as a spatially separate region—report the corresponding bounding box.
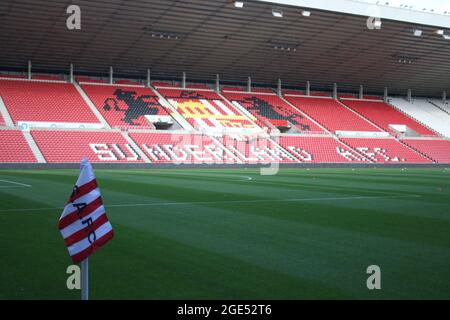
[0,129,37,162]
[431,99,450,115]
[0,79,101,125]
[31,130,143,163]
[284,96,381,133]
[155,87,260,133]
[80,84,172,129]
[222,91,324,133]
[341,100,437,137]
[388,98,450,138]
[340,137,432,163]
[401,139,450,163]
[129,132,236,164]
[220,135,299,164]
[278,136,368,163]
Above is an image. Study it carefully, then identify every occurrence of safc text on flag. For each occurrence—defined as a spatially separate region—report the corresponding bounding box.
[58,158,113,264]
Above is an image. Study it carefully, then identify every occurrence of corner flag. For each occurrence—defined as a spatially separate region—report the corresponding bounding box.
[58,158,114,299]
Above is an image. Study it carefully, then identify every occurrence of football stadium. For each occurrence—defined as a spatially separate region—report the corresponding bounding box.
[0,0,450,302]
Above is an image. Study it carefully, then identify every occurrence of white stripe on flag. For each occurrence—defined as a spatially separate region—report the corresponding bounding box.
[60,205,105,239]
[68,221,113,257]
[59,158,113,264]
[60,188,101,218]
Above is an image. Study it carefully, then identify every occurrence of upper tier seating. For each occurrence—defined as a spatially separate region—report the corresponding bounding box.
[284,96,381,132]
[156,87,259,132]
[0,130,37,162]
[222,91,323,133]
[0,80,100,124]
[388,98,449,138]
[340,138,431,163]
[401,139,450,163]
[278,136,368,163]
[81,84,170,129]
[129,132,235,164]
[431,99,450,115]
[31,130,143,163]
[342,100,437,136]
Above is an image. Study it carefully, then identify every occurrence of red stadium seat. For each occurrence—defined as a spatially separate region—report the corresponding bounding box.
[0,80,100,125]
[222,92,323,133]
[0,130,37,163]
[341,138,431,163]
[81,84,171,129]
[156,88,259,131]
[284,96,380,132]
[129,132,236,164]
[342,100,438,136]
[278,136,368,163]
[401,139,450,163]
[31,130,144,163]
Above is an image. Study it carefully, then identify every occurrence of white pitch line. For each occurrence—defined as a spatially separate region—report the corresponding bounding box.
[0,194,421,213]
[0,179,32,188]
[149,172,253,181]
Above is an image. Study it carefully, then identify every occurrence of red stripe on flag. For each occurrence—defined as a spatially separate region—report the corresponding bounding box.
[58,197,103,230]
[63,213,109,247]
[71,229,114,264]
[67,179,98,204]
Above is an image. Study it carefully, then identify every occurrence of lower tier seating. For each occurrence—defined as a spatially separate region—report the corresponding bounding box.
[278,136,368,163]
[129,132,236,164]
[341,138,431,163]
[31,131,143,163]
[0,130,37,162]
[401,139,450,163]
[220,135,300,164]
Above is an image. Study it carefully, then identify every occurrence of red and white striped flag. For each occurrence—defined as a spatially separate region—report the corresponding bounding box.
[58,158,114,264]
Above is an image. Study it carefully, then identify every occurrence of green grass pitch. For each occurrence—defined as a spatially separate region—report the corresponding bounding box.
[0,167,449,299]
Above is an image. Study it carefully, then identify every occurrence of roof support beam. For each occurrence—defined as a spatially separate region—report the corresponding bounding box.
[306,81,310,96]
[147,69,151,87]
[384,87,388,102]
[215,74,220,93]
[407,89,412,102]
[359,85,363,99]
[333,83,338,99]
[70,64,74,83]
[443,91,447,104]
[28,60,32,80]
[277,78,282,96]
[247,76,252,93]
[182,72,186,89]
[109,66,113,85]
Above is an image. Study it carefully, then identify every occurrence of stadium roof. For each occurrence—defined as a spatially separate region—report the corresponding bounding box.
[1,0,450,96]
